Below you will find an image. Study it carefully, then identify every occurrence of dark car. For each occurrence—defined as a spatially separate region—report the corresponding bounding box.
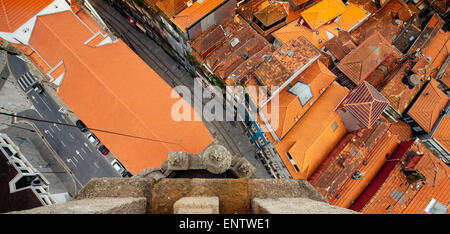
[32,83,44,94]
[76,120,88,132]
[98,145,110,155]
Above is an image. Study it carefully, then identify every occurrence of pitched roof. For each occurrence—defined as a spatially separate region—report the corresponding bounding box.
[272,21,339,49]
[28,10,213,174]
[323,30,358,61]
[171,0,226,31]
[253,1,288,27]
[309,118,399,207]
[300,0,347,30]
[434,115,450,153]
[155,0,191,18]
[0,0,53,33]
[337,31,400,85]
[357,141,450,214]
[265,61,336,139]
[381,60,426,115]
[334,3,370,32]
[274,82,349,179]
[342,81,389,129]
[408,79,449,133]
[254,36,320,90]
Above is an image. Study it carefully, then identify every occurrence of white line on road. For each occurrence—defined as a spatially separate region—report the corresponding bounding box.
[48,125,55,133]
[72,156,79,163]
[84,143,93,152]
[60,140,66,147]
[68,132,75,139]
[53,123,61,131]
[81,148,87,154]
[44,129,53,138]
[93,162,99,169]
[76,150,84,160]
[67,158,77,168]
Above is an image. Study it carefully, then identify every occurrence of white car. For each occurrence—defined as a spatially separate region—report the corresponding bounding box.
[87,133,99,145]
[111,159,125,176]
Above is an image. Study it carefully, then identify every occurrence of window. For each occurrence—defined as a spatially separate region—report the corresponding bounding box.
[332,121,339,132]
[286,152,293,160]
[288,81,313,106]
[293,165,300,172]
[424,198,448,214]
[2,146,13,156]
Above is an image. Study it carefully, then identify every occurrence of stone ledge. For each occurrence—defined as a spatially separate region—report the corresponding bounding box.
[252,198,360,214]
[9,197,147,214]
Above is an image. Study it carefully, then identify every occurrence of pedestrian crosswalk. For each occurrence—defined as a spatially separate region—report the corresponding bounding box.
[17,72,36,91]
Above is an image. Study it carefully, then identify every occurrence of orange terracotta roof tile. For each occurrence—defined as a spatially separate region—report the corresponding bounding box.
[254,36,320,90]
[389,120,413,142]
[274,82,349,179]
[155,0,191,18]
[253,1,288,27]
[408,79,449,133]
[200,17,269,80]
[433,115,450,152]
[341,81,389,128]
[350,0,413,45]
[264,61,336,139]
[337,31,400,85]
[172,0,226,31]
[0,0,53,33]
[358,141,450,214]
[309,119,397,204]
[323,30,358,61]
[300,0,347,30]
[381,60,427,115]
[272,21,339,49]
[335,3,370,32]
[28,10,213,174]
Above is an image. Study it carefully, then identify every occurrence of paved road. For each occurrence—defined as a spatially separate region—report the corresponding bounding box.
[7,54,120,186]
[90,0,272,178]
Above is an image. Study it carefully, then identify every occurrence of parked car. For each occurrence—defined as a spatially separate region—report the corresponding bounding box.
[76,120,88,132]
[98,145,109,155]
[87,133,99,145]
[111,159,126,176]
[32,83,44,94]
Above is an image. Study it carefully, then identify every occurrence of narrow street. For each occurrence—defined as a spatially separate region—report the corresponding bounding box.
[89,0,272,178]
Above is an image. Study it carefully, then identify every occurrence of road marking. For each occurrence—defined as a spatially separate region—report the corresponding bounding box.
[48,125,55,133]
[44,129,53,138]
[72,156,79,163]
[53,123,61,131]
[68,132,75,139]
[93,162,99,169]
[76,150,84,160]
[31,95,39,103]
[67,158,77,168]
[60,140,66,147]
[84,143,93,152]
[81,148,87,154]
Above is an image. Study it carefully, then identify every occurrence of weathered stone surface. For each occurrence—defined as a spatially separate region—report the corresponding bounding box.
[173,197,219,214]
[133,167,165,181]
[201,144,232,174]
[248,179,328,203]
[252,198,360,214]
[152,178,250,214]
[73,177,154,199]
[167,152,190,171]
[230,157,256,178]
[10,197,147,214]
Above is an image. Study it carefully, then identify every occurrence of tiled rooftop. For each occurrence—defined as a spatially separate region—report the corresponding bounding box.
[357,141,450,214]
[340,81,389,129]
[381,60,426,115]
[433,114,450,153]
[253,1,288,27]
[300,0,347,31]
[200,17,269,81]
[254,36,320,90]
[272,21,339,49]
[408,79,449,133]
[274,82,349,179]
[154,0,190,18]
[323,30,358,61]
[171,0,226,31]
[350,0,413,45]
[337,31,401,86]
[0,0,53,33]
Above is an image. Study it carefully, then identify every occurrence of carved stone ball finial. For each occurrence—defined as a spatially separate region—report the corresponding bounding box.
[201,144,232,174]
